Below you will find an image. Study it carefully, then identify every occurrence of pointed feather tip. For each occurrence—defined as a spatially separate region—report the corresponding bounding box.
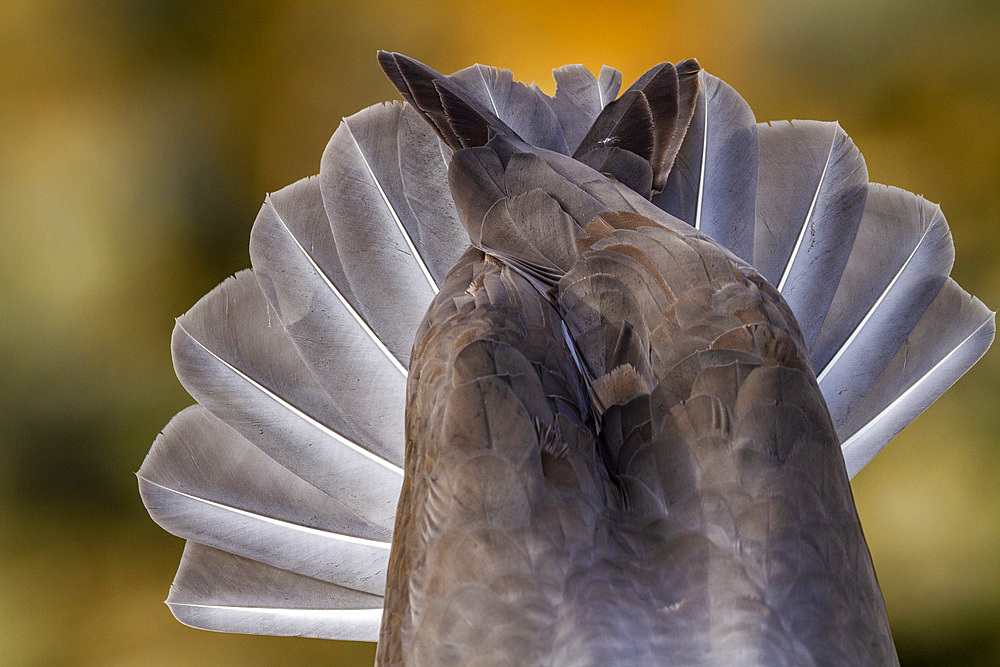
[375,50,397,73]
[677,58,701,73]
[376,51,416,105]
[375,51,401,79]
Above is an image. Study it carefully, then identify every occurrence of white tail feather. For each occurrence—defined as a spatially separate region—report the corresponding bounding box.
[170,271,402,528]
[167,542,383,641]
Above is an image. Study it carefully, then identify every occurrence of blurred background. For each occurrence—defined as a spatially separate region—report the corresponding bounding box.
[2,0,998,663]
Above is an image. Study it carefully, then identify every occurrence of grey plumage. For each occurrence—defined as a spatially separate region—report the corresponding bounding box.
[170,271,402,529]
[167,542,384,640]
[654,69,759,262]
[138,406,391,594]
[839,278,994,477]
[249,176,408,457]
[813,185,954,431]
[396,105,468,280]
[754,120,868,349]
[320,102,442,364]
[450,63,570,155]
[139,53,993,663]
[546,64,623,153]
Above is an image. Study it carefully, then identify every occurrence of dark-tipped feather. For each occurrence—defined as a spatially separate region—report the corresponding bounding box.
[623,62,680,191]
[574,89,656,162]
[545,64,623,152]
[654,70,758,262]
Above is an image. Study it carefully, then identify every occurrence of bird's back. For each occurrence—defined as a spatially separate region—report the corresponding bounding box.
[380,197,894,663]
[138,53,993,666]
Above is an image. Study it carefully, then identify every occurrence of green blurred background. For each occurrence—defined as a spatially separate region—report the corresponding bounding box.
[2,1,998,664]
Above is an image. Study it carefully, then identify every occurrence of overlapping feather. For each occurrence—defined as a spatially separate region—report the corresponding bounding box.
[544,64,623,153]
[167,542,384,641]
[754,120,868,349]
[249,176,407,463]
[450,63,569,154]
[139,406,392,594]
[169,271,402,528]
[139,56,993,647]
[839,279,994,477]
[814,185,955,427]
[654,69,759,262]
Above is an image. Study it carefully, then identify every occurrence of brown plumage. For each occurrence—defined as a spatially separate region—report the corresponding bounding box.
[378,180,894,663]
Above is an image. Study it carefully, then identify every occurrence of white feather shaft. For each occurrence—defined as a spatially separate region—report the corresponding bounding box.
[176,320,402,477]
[776,131,835,292]
[264,190,406,377]
[817,220,935,383]
[344,119,438,294]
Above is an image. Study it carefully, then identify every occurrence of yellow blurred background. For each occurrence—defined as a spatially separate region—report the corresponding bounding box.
[2,1,998,664]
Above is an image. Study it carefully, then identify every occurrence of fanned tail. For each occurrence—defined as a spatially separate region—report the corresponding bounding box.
[748,121,993,474]
[140,91,470,640]
[139,54,993,649]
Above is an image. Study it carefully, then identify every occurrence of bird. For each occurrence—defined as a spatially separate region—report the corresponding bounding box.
[137,52,994,665]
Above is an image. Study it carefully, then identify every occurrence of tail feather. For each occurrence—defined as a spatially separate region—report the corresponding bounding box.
[621,60,700,192]
[814,185,955,428]
[545,64,623,153]
[754,120,869,349]
[170,270,403,528]
[377,51,465,149]
[449,63,569,154]
[139,406,392,594]
[572,60,702,197]
[839,279,995,476]
[575,89,656,164]
[249,176,407,463]
[662,60,701,189]
[653,69,759,263]
[397,104,467,280]
[320,102,455,367]
[377,51,513,151]
[167,542,383,641]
